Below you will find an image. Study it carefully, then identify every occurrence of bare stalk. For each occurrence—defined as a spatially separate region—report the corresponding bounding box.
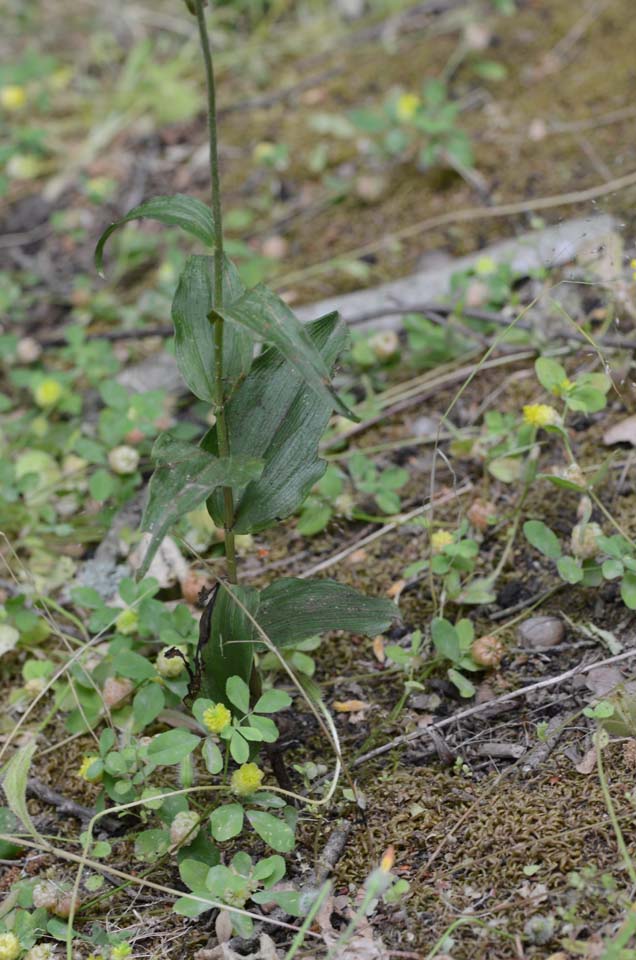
[194,0,237,581]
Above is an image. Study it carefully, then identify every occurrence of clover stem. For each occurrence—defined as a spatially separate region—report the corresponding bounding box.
[194,0,237,582]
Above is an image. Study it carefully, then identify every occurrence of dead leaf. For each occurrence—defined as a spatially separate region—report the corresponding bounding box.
[347,549,368,565]
[603,415,636,446]
[333,700,370,713]
[215,909,232,943]
[372,635,385,663]
[315,893,390,960]
[129,534,188,587]
[575,745,597,775]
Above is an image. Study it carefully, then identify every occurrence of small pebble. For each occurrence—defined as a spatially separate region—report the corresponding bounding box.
[517,615,564,650]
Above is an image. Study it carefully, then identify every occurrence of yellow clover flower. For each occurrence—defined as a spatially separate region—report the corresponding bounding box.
[111,945,132,960]
[1,85,26,110]
[231,762,264,796]
[0,932,21,960]
[115,608,139,636]
[395,93,421,122]
[430,529,454,552]
[77,755,102,783]
[522,403,558,428]
[33,379,63,409]
[203,703,231,734]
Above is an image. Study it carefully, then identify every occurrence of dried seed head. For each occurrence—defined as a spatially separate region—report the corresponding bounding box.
[180,570,210,604]
[471,635,505,668]
[467,498,497,531]
[108,445,140,476]
[33,881,58,910]
[369,330,400,361]
[16,337,42,364]
[169,810,200,848]
[570,521,603,560]
[52,890,79,919]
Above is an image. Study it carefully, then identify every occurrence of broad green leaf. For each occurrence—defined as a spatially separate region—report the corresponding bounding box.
[213,286,355,419]
[239,726,265,741]
[172,255,252,403]
[210,804,244,841]
[199,584,260,707]
[456,577,496,605]
[621,572,636,609]
[535,357,567,394]
[487,456,521,483]
[556,555,584,584]
[206,312,350,533]
[0,807,23,859]
[138,434,263,577]
[179,858,210,892]
[95,194,215,274]
[246,810,295,852]
[2,741,39,842]
[297,503,332,537]
[598,534,631,559]
[251,888,304,915]
[448,668,476,698]
[523,520,562,559]
[113,649,156,681]
[253,854,286,887]
[602,558,623,580]
[254,577,397,648]
[539,473,585,493]
[431,618,459,662]
[134,828,171,862]
[254,689,292,713]
[229,730,249,763]
[146,729,200,768]
[202,739,223,775]
[248,715,279,742]
[226,676,250,714]
[566,385,608,414]
[132,683,165,732]
[173,895,215,918]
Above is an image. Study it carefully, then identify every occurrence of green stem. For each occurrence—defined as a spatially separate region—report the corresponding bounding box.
[194,0,237,582]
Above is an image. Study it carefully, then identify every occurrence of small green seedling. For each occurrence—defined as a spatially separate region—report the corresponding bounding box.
[349,79,474,175]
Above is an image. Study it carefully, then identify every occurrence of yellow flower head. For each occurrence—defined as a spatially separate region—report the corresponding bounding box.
[111,945,132,960]
[253,141,276,164]
[0,933,21,960]
[115,608,139,636]
[33,379,63,409]
[475,255,497,276]
[1,85,26,110]
[522,403,558,428]
[395,93,421,122]
[430,529,454,552]
[77,755,102,782]
[203,703,231,734]
[231,762,264,796]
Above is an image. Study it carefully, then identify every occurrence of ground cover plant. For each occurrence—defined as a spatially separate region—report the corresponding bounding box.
[5,0,636,958]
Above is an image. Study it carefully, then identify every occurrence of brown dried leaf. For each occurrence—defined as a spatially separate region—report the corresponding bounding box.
[333,699,370,713]
[372,635,385,663]
[603,415,636,447]
[575,745,597,775]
